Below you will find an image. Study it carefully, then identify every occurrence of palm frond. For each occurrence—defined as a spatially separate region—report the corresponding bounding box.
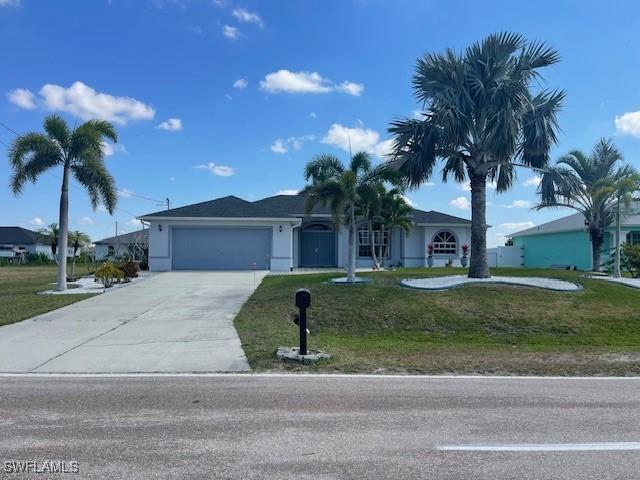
[43,114,71,149]
[8,133,62,194]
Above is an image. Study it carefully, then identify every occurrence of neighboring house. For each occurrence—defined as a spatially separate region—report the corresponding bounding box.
[94,229,149,261]
[0,226,70,261]
[138,194,471,272]
[509,202,640,270]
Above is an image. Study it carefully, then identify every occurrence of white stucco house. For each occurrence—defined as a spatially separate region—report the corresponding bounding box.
[138,194,471,272]
[94,229,149,261]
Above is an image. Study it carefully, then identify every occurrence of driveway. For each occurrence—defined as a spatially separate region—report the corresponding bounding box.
[0,271,267,373]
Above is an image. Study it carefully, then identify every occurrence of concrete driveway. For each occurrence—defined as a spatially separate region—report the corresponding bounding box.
[0,271,267,373]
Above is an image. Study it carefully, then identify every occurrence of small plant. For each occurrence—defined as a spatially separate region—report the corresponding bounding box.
[461,244,469,256]
[460,244,469,268]
[119,261,140,282]
[427,243,434,267]
[622,243,640,278]
[95,262,124,288]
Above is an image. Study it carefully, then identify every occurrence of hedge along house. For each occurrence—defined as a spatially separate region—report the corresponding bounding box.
[509,202,640,270]
[138,194,471,272]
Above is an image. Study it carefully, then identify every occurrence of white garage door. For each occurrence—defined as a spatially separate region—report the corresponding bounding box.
[171,227,271,270]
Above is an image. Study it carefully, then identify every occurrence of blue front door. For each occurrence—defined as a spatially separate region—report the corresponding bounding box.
[301,224,335,267]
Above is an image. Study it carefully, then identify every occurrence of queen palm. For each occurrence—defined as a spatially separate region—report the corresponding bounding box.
[378,188,413,266]
[39,223,59,264]
[536,139,628,272]
[68,230,91,280]
[387,32,564,278]
[9,114,118,290]
[611,170,640,277]
[357,181,385,269]
[303,152,377,282]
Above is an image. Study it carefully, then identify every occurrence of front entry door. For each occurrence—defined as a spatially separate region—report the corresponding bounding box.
[301,224,335,267]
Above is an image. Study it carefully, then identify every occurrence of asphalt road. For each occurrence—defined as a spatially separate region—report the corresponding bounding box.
[1,375,639,479]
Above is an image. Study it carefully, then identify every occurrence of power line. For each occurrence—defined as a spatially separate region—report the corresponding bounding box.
[0,120,19,136]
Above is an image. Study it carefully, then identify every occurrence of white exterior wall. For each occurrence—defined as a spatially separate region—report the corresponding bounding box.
[402,227,426,267]
[487,246,524,268]
[147,219,297,272]
[423,225,471,267]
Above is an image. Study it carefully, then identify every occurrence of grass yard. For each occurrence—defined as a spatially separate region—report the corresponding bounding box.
[235,268,640,375]
[0,265,95,327]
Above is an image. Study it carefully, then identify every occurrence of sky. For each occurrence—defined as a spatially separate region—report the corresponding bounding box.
[2,0,640,246]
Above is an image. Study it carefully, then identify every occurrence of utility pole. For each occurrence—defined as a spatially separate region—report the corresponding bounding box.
[166,198,171,210]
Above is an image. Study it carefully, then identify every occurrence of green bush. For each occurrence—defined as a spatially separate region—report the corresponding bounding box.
[622,243,640,278]
[95,262,124,288]
[26,252,53,265]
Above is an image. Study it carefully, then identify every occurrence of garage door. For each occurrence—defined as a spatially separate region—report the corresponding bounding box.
[172,227,271,270]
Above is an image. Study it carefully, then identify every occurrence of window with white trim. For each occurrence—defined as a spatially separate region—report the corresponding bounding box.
[627,231,640,245]
[358,224,389,258]
[432,231,457,255]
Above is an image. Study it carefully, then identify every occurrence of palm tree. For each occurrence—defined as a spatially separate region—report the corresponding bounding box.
[387,32,564,278]
[68,230,91,280]
[303,152,376,282]
[537,139,627,272]
[9,114,118,290]
[39,223,59,263]
[358,181,385,269]
[610,169,640,277]
[379,188,413,266]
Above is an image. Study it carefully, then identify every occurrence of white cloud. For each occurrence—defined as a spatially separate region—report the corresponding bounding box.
[7,88,36,109]
[0,0,20,6]
[169,176,176,182]
[487,221,536,247]
[35,81,154,125]
[335,81,364,97]
[127,217,142,227]
[97,205,108,213]
[276,189,299,196]
[196,162,235,177]
[425,182,436,187]
[499,221,536,231]
[309,112,317,119]
[523,175,541,187]
[222,24,240,40]
[459,179,497,191]
[78,216,94,226]
[503,199,533,209]
[260,70,363,96]
[270,135,314,154]
[615,111,640,138]
[118,189,133,198]
[411,110,425,120]
[224,93,233,101]
[449,196,470,210]
[233,78,248,90]
[156,118,183,131]
[28,217,44,226]
[322,123,391,158]
[232,8,263,28]
[100,141,126,157]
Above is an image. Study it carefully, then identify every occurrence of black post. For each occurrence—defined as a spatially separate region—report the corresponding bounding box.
[295,289,311,356]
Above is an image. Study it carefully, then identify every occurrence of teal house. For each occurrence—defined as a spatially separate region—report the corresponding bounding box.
[510,205,640,270]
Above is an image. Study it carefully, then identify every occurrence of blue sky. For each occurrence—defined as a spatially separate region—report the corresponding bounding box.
[2,0,640,245]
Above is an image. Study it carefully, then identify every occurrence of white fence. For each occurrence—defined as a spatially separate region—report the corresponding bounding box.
[487,246,523,268]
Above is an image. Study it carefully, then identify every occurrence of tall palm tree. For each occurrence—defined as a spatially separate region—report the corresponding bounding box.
[537,139,627,272]
[387,32,564,278]
[303,152,376,282]
[39,223,59,263]
[9,114,118,290]
[610,169,639,277]
[379,188,413,266]
[357,181,385,269]
[68,230,91,280]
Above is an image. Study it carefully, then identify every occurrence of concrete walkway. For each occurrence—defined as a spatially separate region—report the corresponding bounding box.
[0,271,267,373]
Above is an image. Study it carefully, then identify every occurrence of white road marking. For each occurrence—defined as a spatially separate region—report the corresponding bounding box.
[437,442,640,452]
[1,373,640,379]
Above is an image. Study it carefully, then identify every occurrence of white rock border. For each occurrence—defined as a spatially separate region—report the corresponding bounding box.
[39,272,151,295]
[328,276,372,285]
[400,275,582,292]
[587,276,640,290]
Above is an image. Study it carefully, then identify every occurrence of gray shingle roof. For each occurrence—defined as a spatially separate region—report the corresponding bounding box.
[94,229,149,245]
[139,194,471,225]
[0,227,50,245]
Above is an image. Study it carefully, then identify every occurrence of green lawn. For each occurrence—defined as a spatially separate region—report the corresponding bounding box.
[234,268,640,375]
[0,265,95,327]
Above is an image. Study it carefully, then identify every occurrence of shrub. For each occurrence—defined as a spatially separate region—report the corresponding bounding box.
[95,262,124,288]
[26,252,52,265]
[622,243,640,278]
[119,261,140,281]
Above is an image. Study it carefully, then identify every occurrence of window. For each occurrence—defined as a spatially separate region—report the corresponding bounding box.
[432,231,457,255]
[358,224,389,258]
[303,223,333,231]
[627,231,640,245]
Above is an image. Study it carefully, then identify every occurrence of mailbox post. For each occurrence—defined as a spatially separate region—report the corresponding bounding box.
[295,289,311,355]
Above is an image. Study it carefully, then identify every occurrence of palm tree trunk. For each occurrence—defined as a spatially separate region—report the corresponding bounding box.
[56,164,69,291]
[469,172,490,278]
[378,224,385,268]
[590,228,604,272]
[368,221,378,269]
[347,203,356,282]
[71,246,78,281]
[614,199,622,278]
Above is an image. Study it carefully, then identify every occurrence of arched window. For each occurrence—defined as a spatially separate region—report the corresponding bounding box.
[432,231,457,255]
[303,223,333,231]
[358,224,389,258]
